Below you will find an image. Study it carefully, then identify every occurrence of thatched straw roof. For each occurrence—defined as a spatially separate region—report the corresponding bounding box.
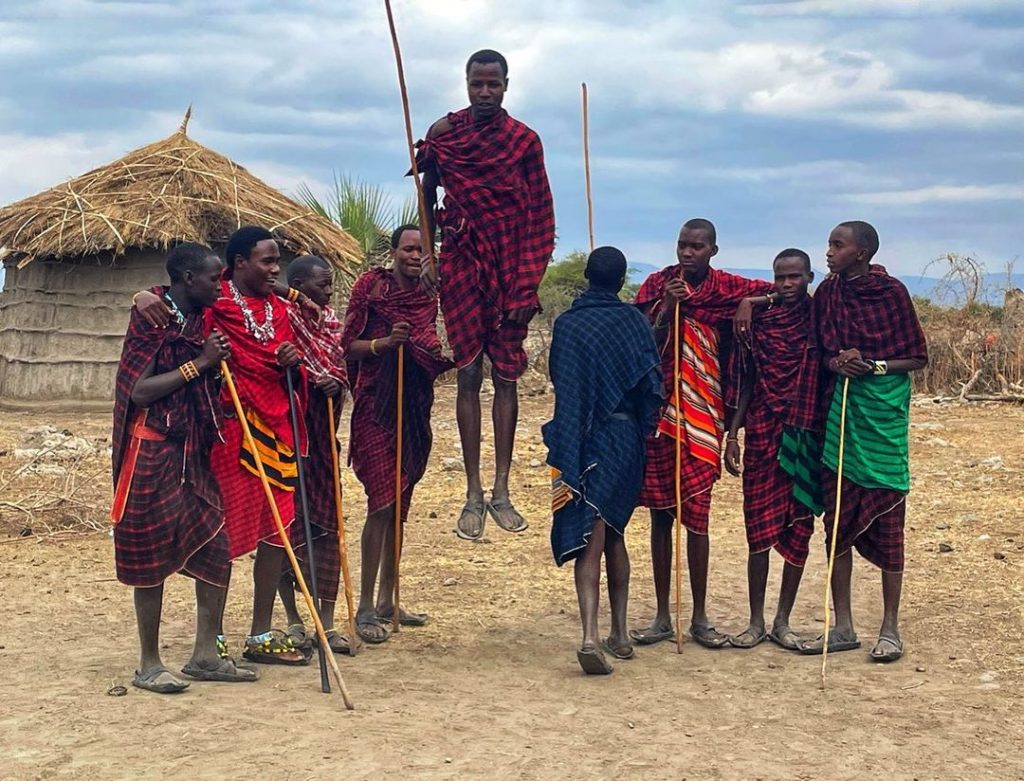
[0,109,362,277]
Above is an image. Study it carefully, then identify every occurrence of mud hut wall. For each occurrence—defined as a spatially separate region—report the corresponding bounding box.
[0,249,165,401]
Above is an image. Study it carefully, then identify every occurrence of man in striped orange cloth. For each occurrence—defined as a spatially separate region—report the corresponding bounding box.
[630,218,772,649]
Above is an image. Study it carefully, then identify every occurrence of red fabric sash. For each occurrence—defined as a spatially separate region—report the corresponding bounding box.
[110,411,167,524]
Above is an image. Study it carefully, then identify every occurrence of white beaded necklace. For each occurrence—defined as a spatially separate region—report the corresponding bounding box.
[228,281,275,343]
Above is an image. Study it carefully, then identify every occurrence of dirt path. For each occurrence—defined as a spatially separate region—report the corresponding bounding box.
[1,391,1022,780]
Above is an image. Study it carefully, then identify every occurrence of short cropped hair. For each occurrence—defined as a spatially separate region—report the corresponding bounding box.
[390,224,420,249]
[683,218,717,245]
[773,248,812,272]
[166,241,219,283]
[838,220,879,259]
[586,246,627,290]
[225,225,274,270]
[466,49,508,78]
[286,255,330,286]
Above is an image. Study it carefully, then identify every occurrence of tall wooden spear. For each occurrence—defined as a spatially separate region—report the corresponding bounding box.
[581,82,595,253]
[392,344,405,633]
[820,377,850,689]
[673,302,685,654]
[326,396,359,655]
[383,0,437,277]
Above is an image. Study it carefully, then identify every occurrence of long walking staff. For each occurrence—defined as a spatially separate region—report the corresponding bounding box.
[285,368,329,693]
[581,82,595,253]
[392,344,405,634]
[673,302,685,654]
[383,0,437,275]
[221,362,354,710]
[326,395,359,656]
[820,376,850,690]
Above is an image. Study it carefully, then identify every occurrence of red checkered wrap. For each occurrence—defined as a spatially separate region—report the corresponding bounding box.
[741,402,814,565]
[211,416,296,559]
[821,467,906,573]
[635,266,771,516]
[341,270,452,514]
[418,108,555,380]
[112,293,229,588]
[814,265,927,372]
[289,304,348,387]
[288,525,341,602]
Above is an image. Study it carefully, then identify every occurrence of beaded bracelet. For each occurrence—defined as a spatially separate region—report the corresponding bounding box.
[287,287,301,303]
[178,360,200,382]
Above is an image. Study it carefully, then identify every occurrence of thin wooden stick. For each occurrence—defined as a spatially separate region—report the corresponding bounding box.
[393,344,405,634]
[220,362,354,710]
[581,83,595,253]
[673,301,684,654]
[326,395,359,656]
[820,376,850,689]
[383,0,436,278]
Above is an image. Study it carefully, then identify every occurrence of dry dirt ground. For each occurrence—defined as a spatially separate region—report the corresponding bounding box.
[1,388,1022,780]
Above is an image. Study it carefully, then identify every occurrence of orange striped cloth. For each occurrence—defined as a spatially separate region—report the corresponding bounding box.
[655,315,724,468]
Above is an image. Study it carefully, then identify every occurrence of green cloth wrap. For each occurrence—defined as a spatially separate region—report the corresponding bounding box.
[778,425,824,515]
[822,374,911,493]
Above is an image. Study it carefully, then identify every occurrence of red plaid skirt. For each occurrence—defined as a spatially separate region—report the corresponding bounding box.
[742,403,814,566]
[440,258,529,381]
[211,417,296,560]
[821,467,906,573]
[639,432,716,534]
[350,398,413,522]
[114,438,230,588]
[287,523,341,603]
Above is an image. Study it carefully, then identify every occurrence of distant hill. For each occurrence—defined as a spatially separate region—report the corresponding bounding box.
[628,263,1023,306]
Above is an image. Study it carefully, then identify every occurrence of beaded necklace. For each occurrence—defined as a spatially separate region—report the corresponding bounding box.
[228,281,275,343]
[163,291,186,327]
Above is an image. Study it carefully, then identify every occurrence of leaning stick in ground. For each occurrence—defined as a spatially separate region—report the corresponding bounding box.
[221,362,354,709]
[285,368,330,693]
[383,0,436,276]
[673,301,685,654]
[392,344,405,634]
[820,376,850,689]
[327,395,359,655]
[581,82,595,253]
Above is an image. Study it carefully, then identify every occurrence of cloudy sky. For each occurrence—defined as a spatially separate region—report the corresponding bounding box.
[1,0,1022,277]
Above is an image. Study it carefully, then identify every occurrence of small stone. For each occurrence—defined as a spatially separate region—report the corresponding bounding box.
[528,459,542,468]
[994,551,1006,560]
[916,666,926,673]
[441,457,462,472]
[949,655,957,660]
[979,671,997,683]
[428,511,438,519]
[978,534,991,541]
[938,543,954,553]
[767,662,777,669]
[934,523,949,530]
[442,577,458,587]
[444,758,452,764]
[627,721,635,729]
[107,685,128,697]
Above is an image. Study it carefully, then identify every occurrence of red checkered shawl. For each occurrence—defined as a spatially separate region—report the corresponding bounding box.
[289,305,347,387]
[814,265,927,364]
[207,280,306,452]
[112,290,223,503]
[341,269,454,485]
[636,266,771,469]
[727,296,821,431]
[418,108,555,315]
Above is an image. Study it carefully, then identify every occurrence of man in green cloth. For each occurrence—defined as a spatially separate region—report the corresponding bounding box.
[800,221,928,662]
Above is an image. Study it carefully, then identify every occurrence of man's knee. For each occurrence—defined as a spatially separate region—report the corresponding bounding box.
[457,357,484,393]
[490,365,518,393]
[651,509,674,529]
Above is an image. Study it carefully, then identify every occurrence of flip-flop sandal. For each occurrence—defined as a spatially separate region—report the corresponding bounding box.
[242,629,310,665]
[455,499,487,541]
[132,666,189,694]
[797,629,861,656]
[870,634,904,663]
[690,624,730,649]
[768,626,802,651]
[312,628,356,655]
[356,617,392,645]
[577,646,614,675]
[181,658,259,683]
[378,609,429,627]
[601,637,635,660]
[486,496,529,533]
[628,625,675,646]
[728,626,768,649]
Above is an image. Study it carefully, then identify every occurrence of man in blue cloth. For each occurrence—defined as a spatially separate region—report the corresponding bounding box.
[543,247,663,675]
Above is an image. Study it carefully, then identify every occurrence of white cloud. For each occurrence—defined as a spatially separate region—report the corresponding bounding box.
[842,183,1024,206]
[741,0,1021,17]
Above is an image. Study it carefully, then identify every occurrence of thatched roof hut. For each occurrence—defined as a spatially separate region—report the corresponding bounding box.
[0,111,361,409]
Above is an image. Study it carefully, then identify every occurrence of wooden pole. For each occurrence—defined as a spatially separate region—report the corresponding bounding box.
[285,369,329,693]
[327,395,359,656]
[673,302,685,654]
[392,344,405,634]
[820,377,850,689]
[220,362,354,710]
[581,82,595,253]
[383,0,436,277]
